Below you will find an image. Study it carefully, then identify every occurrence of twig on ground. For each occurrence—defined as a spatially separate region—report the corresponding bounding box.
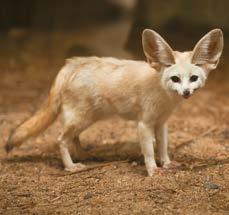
[50,196,61,202]
[50,160,129,177]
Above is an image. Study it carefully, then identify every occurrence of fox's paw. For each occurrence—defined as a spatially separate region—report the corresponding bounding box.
[146,165,158,177]
[65,163,86,172]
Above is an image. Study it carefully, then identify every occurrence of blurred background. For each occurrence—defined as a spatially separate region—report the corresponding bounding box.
[0,0,228,101]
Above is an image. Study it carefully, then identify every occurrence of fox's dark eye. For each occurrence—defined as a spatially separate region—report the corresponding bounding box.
[170,76,180,83]
[190,75,198,82]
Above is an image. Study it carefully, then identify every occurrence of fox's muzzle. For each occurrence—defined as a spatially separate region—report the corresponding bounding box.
[182,89,191,99]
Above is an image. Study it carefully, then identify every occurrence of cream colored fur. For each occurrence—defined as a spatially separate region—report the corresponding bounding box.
[6,29,223,176]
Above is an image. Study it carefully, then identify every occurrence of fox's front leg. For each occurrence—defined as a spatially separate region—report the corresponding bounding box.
[154,123,171,168]
[138,122,157,176]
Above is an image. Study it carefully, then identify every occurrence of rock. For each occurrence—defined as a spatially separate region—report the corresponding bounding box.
[84,192,93,200]
[205,182,220,190]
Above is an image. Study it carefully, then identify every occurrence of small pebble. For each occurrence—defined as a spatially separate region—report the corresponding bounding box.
[84,192,93,199]
[205,182,220,190]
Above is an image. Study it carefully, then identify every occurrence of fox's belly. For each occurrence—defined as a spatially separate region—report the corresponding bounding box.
[93,95,141,121]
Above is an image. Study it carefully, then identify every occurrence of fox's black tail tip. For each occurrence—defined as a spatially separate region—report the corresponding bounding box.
[5,140,13,154]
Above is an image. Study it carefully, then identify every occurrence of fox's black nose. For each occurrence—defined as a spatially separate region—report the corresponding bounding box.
[183,89,190,98]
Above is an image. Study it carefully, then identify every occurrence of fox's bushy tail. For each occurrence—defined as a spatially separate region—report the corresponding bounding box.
[5,95,59,152]
[5,63,72,153]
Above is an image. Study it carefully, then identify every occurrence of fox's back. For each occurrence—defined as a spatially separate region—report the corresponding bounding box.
[67,56,153,82]
[58,56,159,119]
[64,56,157,96]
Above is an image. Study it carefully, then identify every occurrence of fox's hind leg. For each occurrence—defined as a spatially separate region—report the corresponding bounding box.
[58,129,86,172]
[59,104,93,172]
[73,136,90,160]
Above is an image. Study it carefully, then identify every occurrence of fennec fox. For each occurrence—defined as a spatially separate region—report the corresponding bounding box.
[6,29,223,176]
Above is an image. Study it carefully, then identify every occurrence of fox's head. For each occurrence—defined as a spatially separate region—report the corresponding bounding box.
[142,29,224,98]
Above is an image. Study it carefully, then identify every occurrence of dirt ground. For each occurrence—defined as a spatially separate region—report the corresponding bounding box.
[0,20,228,215]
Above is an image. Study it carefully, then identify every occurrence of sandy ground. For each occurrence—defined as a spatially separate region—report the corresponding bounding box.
[0,20,228,214]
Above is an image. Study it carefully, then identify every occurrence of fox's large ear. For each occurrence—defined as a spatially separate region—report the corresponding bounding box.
[142,29,175,70]
[192,29,224,71]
